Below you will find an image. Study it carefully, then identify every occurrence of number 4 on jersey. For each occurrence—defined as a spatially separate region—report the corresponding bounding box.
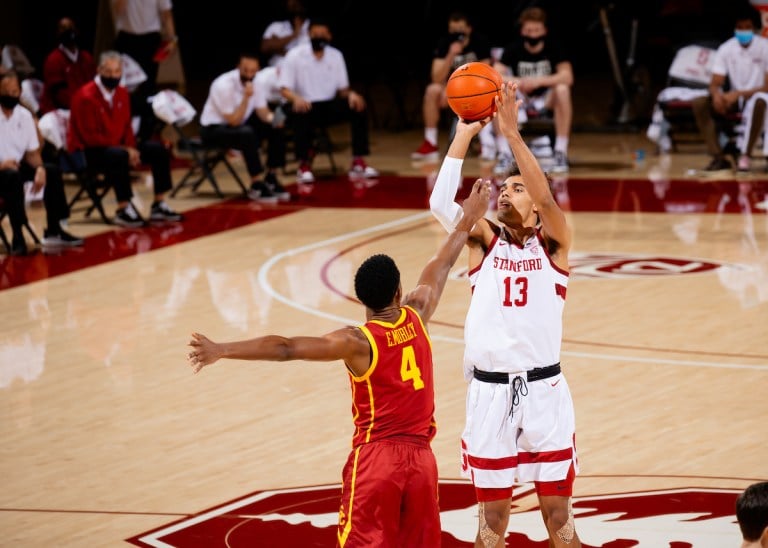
[400,345,425,390]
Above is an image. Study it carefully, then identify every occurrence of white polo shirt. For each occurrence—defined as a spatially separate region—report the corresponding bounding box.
[200,69,268,127]
[0,104,39,163]
[114,0,173,34]
[712,35,768,91]
[261,19,310,67]
[278,43,349,103]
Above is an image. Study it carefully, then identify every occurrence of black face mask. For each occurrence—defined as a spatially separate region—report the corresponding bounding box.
[448,32,467,43]
[523,36,545,47]
[311,38,328,52]
[59,29,78,48]
[101,76,120,90]
[0,95,20,110]
[239,74,253,85]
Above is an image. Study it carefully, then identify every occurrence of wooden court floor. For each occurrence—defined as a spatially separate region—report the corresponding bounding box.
[1,127,767,546]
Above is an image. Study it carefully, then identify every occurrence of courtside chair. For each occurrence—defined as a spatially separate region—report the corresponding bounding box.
[150,90,248,198]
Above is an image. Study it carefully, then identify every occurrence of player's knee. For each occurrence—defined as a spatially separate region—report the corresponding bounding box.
[547,506,575,544]
[480,504,507,532]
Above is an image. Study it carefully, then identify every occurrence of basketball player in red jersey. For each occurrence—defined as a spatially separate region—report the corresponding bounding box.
[430,81,580,547]
[187,176,491,546]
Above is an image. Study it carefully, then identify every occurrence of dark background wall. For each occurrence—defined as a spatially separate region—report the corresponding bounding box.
[3,0,760,129]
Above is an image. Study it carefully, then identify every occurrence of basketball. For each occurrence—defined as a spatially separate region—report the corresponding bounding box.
[446,62,503,122]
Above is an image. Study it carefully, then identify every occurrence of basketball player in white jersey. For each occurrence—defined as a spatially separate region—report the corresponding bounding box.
[430,81,580,547]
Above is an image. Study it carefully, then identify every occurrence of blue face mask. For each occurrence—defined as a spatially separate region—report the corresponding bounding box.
[735,29,754,46]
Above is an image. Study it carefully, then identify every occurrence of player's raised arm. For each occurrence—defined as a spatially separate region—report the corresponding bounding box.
[495,81,571,251]
[429,116,490,233]
[406,179,490,322]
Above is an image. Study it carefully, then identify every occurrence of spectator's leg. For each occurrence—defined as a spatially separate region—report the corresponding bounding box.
[114,31,162,142]
[691,95,721,157]
[549,83,572,155]
[422,82,445,145]
[744,97,766,157]
[39,164,70,231]
[288,107,313,165]
[86,146,133,206]
[200,124,264,180]
[139,141,173,198]
[0,168,29,238]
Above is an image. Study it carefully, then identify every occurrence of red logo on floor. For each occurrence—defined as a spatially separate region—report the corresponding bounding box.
[126,481,741,546]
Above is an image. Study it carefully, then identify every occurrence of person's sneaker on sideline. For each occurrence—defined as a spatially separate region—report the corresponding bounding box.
[248,181,279,203]
[737,154,751,172]
[349,158,379,179]
[703,156,732,172]
[297,163,315,184]
[10,235,28,256]
[150,201,184,222]
[265,171,290,201]
[411,139,439,161]
[493,154,516,176]
[42,229,84,247]
[551,151,569,173]
[114,203,144,227]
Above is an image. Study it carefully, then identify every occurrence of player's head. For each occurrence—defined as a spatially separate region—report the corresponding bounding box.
[355,254,401,311]
[496,167,552,228]
[736,481,768,544]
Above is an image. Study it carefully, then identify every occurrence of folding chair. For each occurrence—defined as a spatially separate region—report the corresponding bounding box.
[150,90,248,198]
[652,43,744,153]
[38,110,113,224]
[0,197,41,255]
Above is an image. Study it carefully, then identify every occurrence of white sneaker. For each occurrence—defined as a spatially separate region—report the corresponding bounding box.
[551,151,569,173]
[349,162,379,179]
[297,164,315,183]
[493,154,516,176]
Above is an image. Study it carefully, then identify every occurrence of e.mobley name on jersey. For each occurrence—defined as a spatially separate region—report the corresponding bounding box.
[385,322,418,346]
[493,257,543,272]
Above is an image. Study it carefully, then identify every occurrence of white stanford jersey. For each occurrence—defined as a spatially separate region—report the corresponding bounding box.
[463,222,569,380]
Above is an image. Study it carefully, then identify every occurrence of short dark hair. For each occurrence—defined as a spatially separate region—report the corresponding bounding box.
[354,254,400,311]
[736,481,768,542]
[734,4,761,28]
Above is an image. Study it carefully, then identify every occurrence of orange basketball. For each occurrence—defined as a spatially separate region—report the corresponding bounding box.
[446,62,503,122]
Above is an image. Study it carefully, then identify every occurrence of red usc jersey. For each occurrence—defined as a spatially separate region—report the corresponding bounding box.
[350,306,436,447]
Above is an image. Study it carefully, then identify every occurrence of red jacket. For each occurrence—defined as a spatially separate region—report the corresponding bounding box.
[67,80,136,152]
[39,48,96,114]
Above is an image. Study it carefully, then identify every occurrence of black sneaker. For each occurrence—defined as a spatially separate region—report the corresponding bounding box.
[43,229,84,247]
[10,236,28,256]
[248,181,278,203]
[703,156,732,172]
[114,203,145,227]
[265,172,290,201]
[150,201,184,222]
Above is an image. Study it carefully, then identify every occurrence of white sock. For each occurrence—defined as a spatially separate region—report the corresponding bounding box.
[425,128,438,147]
[555,136,569,154]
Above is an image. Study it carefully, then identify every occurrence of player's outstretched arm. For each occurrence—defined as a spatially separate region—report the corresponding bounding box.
[407,179,490,322]
[187,328,368,374]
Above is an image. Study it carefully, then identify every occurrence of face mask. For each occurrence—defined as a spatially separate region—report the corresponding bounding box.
[101,76,120,90]
[735,30,754,46]
[59,29,77,48]
[523,35,545,47]
[311,38,328,52]
[239,74,253,85]
[0,95,20,110]
[448,32,467,43]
